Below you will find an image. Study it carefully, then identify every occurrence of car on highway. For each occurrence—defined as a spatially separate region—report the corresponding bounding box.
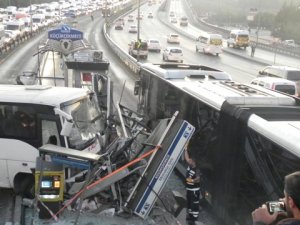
[179,16,188,26]
[127,15,134,22]
[128,25,138,33]
[115,19,124,30]
[162,47,183,63]
[250,77,297,96]
[169,11,175,17]
[136,13,143,20]
[170,17,177,23]
[167,33,180,44]
[282,39,296,47]
[115,23,123,30]
[148,12,153,18]
[147,38,161,52]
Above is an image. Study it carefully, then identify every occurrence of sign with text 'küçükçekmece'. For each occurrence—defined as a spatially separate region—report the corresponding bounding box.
[48,25,83,41]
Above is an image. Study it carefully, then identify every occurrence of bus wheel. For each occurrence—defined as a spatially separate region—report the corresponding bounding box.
[196,46,198,52]
[14,174,35,199]
[216,53,219,56]
[21,176,35,199]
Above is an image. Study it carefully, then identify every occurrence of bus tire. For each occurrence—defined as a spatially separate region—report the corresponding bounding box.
[216,53,219,56]
[14,174,35,199]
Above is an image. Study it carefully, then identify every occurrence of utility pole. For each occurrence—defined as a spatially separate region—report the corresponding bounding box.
[137,0,141,62]
[30,0,33,35]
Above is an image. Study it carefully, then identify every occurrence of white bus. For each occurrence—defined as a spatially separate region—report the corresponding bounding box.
[0,85,105,197]
[134,63,300,225]
[196,33,223,56]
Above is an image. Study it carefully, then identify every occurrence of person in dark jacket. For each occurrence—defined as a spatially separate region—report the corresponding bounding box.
[185,143,202,224]
[252,171,300,225]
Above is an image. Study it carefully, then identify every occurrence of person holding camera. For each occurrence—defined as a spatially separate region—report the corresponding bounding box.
[252,171,300,225]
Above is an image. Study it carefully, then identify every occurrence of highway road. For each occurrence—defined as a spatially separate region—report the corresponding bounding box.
[110,0,299,84]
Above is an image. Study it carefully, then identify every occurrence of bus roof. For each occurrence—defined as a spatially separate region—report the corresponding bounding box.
[169,80,296,110]
[142,63,232,80]
[0,85,89,107]
[248,115,300,156]
[141,63,296,109]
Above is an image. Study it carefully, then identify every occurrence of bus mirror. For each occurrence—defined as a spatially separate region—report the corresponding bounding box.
[134,80,141,95]
[60,119,73,137]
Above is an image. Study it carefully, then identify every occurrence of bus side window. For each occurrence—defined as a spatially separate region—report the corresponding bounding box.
[41,120,61,146]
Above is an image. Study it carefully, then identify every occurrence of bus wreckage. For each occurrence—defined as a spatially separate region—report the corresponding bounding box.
[133,63,300,225]
[15,79,194,224]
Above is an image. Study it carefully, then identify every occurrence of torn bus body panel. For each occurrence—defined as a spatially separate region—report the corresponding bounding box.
[35,111,194,223]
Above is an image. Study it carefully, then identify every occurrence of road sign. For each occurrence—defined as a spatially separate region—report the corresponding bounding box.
[48,25,83,41]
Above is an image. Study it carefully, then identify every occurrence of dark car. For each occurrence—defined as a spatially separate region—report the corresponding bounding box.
[115,24,123,30]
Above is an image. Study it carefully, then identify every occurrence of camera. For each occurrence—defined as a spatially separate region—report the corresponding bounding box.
[266,201,286,214]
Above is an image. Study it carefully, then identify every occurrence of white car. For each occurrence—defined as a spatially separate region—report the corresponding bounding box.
[148,12,153,18]
[128,25,138,33]
[170,17,177,23]
[167,33,180,44]
[147,39,161,52]
[162,47,183,63]
[128,15,134,22]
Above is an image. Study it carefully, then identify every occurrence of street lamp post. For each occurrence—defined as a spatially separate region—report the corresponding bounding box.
[136,0,141,61]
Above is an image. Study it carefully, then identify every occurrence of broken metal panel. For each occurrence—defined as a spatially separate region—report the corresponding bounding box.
[126,118,195,219]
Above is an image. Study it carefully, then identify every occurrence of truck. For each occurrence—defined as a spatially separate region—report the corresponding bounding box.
[128,40,148,59]
[134,63,300,225]
[4,20,26,41]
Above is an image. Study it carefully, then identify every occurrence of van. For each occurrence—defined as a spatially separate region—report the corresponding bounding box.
[196,33,223,56]
[258,66,300,82]
[258,66,300,95]
[4,20,25,40]
[250,77,297,96]
[227,29,249,49]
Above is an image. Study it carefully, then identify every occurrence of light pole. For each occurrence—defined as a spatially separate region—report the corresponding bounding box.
[137,0,140,41]
[136,0,141,61]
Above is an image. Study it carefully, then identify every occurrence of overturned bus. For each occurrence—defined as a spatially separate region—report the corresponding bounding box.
[134,63,300,224]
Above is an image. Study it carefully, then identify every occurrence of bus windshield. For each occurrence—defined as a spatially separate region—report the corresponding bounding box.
[62,94,103,150]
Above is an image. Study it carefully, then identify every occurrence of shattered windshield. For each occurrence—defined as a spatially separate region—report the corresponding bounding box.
[62,94,104,149]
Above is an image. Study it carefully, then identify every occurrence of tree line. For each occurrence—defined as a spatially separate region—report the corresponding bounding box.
[191,0,300,44]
